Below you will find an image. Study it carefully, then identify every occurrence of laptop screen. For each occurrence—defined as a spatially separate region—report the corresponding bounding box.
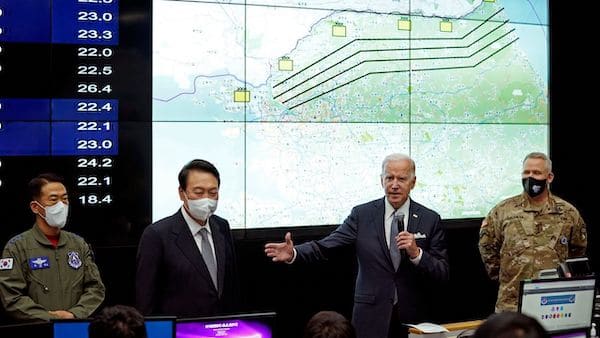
[519,277,596,334]
[53,316,174,338]
[175,312,276,338]
[144,317,175,338]
[53,320,90,338]
[550,331,588,338]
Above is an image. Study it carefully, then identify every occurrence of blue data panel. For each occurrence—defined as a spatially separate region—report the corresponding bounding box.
[52,1,119,45]
[0,122,50,155]
[52,99,118,121]
[0,0,51,43]
[0,98,50,120]
[52,121,118,155]
[0,0,152,248]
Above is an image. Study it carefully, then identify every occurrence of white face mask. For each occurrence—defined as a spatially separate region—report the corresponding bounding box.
[36,201,69,229]
[186,197,218,221]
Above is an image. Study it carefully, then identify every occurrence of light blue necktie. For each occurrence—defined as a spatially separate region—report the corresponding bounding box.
[199,228,218,289]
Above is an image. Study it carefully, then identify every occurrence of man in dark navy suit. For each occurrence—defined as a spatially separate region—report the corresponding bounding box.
[265,153,449,338]
[136,159,239,317]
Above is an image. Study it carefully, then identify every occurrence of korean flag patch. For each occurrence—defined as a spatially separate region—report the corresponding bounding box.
[0,258,14,270]
[68,251,82,270]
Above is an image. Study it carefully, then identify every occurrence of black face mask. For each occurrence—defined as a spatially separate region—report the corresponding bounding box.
[522,176,547,197]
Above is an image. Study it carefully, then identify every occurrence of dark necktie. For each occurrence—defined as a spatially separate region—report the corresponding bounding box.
[199,228,218,289]
[390,211,404,271]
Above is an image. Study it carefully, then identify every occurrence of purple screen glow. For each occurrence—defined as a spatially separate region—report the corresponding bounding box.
[550,332,587,338]
[176,319,272,338]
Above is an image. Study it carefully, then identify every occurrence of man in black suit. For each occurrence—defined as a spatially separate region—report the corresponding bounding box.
[265,153,449,338]
[136,159,239,317]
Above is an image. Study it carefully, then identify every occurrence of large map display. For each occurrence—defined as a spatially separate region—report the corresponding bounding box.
[152,0,548,228]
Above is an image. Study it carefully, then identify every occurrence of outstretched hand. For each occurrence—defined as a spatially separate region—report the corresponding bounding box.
[264,232,294,263]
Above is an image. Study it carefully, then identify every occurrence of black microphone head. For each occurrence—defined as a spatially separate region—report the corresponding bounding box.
[396,212,405,232]
[395,212,407,258]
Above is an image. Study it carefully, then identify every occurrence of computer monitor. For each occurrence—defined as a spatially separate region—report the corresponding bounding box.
[53,316,174,338]
[519,276,596,334]
[175,312,276,338]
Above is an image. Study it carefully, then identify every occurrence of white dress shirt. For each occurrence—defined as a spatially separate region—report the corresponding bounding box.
[384,197,422,264]
[180,206,216,259]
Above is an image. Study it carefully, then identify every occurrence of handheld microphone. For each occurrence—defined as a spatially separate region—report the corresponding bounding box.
[396,212,405,233]
[396,212,407,259]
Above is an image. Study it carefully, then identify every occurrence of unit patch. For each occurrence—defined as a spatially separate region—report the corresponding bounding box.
[68,251,82,269]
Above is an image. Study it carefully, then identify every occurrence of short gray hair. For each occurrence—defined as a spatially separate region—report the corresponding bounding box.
[523,152,552,172]
[381,153,416,178]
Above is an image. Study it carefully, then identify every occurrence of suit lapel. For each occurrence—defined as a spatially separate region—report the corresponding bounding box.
[210,217,226,297]
[407,200,422,232]
[172,215,216,291]
[373,198,394,269]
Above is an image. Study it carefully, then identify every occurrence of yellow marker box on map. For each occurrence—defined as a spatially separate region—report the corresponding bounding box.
[398,19,411,31]
[440,21,452,32]
[278,58,293,71]
[234,89,250,103]
[332,24,346,37]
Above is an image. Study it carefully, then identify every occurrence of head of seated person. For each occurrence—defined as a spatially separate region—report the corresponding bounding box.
[303,311,356,338]
[88,305,147,338]
[473,312,549,338]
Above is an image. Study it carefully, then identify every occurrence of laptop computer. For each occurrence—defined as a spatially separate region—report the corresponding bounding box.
[53,316,175,338]
[175,312,276,338]
[519,276,596,336]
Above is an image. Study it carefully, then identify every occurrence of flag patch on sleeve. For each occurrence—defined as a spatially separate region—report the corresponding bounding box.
[0,258,14,270]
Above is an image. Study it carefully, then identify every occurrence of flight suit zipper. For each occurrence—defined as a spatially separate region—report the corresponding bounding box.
[55,249,62,295]
[30,276,50,293]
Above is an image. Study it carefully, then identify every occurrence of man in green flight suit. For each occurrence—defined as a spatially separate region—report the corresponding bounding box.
[0,173,105,321]
[479,152,587,312]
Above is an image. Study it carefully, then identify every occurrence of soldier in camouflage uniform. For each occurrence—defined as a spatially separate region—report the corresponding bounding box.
[479,152,587,312]
[0,173,105,321]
